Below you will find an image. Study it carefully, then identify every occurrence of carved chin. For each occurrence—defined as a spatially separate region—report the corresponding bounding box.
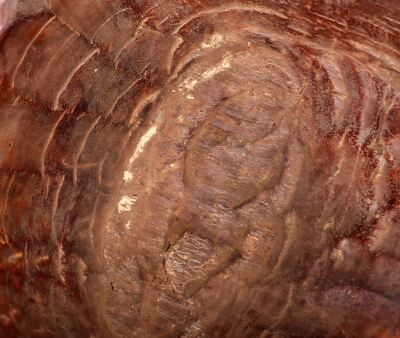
[0,1,400,338]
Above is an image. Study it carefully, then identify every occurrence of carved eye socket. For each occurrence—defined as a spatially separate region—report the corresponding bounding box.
[0,1,400,338]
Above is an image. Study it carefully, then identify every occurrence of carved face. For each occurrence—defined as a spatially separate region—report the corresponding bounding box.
[0,1,399,337]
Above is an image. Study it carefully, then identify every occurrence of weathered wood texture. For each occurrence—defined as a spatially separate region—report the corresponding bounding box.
[0,1,400,337]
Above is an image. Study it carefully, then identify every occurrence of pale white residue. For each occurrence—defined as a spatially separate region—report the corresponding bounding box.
[202,54,232,80]
[178,54,232,93]
[129,126,158,164]
[94,68,99,72]
[179,78,198,91]
[123,170,133,183]
[125,221,132,230]
[330,248,344,263]
[118,195,137,213]
[186,94,195,100]
[201,33,224,49]
[323,218,335,231]
[123,125,158,183]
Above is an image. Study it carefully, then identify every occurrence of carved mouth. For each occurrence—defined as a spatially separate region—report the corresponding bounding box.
[0,1,399,337]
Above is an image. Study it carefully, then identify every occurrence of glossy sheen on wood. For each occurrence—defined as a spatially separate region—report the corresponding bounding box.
[0,1,400,337]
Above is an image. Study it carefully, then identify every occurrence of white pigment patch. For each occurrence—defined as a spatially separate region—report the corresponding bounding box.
[129,126,158,164]
[118,195,137,213]
[201,33,224,49]
[123,126,158,183]
[202,54,232,80]
[123,171,133,183]
[180,78,198,91]
[330,248,344,263]
[178,54,233,94]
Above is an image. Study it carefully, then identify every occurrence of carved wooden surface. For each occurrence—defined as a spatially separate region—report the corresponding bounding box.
[0,1,400,337]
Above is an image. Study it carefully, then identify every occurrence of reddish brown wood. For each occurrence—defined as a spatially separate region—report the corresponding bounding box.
[0,1,400,337]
